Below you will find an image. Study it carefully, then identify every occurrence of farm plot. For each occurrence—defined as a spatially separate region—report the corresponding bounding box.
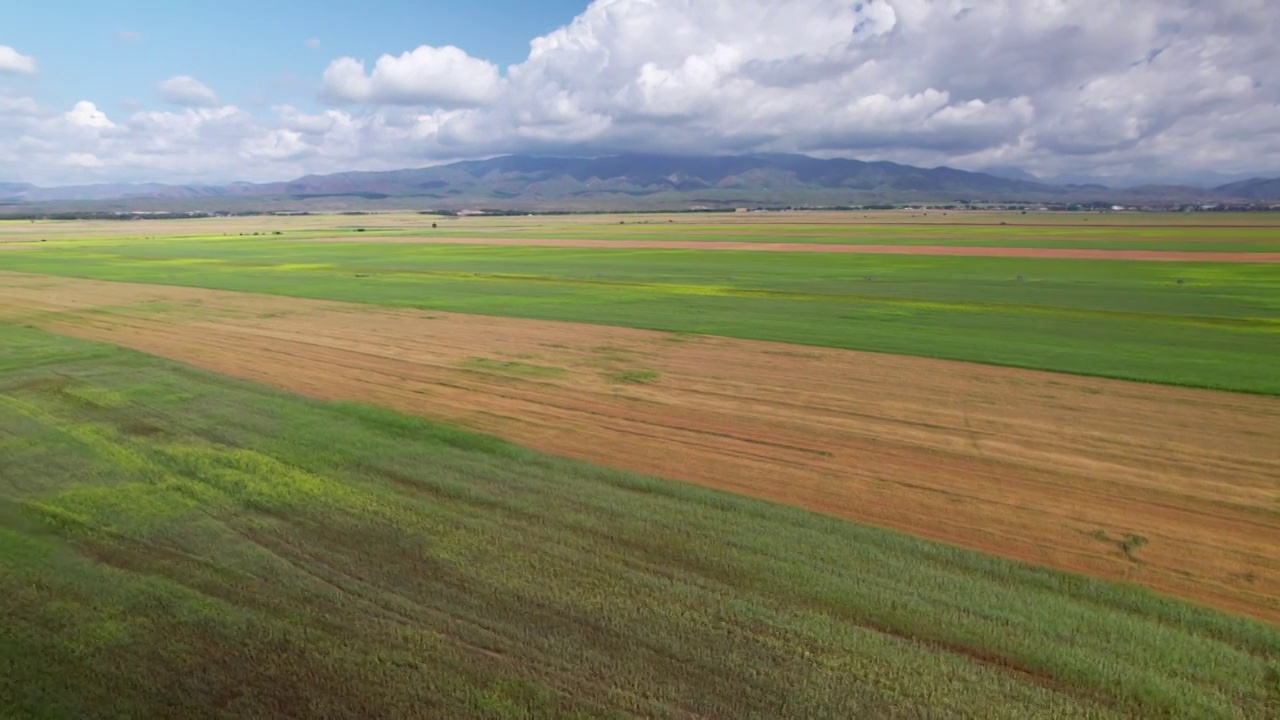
[7,210,1280,251]
[294,235,1280,261]
[2,272,1278,622]
[7,324,1280,718]
[3,240,1278,395]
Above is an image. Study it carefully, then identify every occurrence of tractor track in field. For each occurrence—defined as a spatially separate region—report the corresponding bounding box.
[2,270,1279,623]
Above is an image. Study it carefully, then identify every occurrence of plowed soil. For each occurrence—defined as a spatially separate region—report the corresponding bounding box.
[3,271,1278,622]
[301,236,1280,262]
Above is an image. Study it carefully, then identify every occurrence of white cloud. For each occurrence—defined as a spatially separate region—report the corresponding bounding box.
[3,0,1280,186]
[305,38,321,50]
[320,45,503,107]
[63,152,105,168]
[65,101,115,130]
[0,101,264,185]
[301,0,1280,183]
[0,96,39,116]
[155,76,220,107]
[241,128,310,161]
[119,31,143,43]
[0,46,37,74]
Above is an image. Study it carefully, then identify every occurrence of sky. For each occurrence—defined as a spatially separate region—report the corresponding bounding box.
[1,0,1277,187]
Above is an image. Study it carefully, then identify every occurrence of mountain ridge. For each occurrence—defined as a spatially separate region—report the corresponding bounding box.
[2,154,1277,208]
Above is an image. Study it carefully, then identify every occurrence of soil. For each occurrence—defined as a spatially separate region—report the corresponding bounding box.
[298,236,1280,262]
[3,270,1278,622]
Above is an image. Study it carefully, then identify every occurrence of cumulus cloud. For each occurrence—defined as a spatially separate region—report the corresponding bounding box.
[305,38,321,50]
[65,101,115,129]
[155,75,220,107]
[320,45,503,107]
[0,45,37,74]
[4,0,1280,185]
[0,100,262,185]
[301,0,1278,182]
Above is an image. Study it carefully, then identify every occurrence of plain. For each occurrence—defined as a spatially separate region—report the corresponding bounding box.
[2,213,1279,394]
[2,272,1277,623]
[3,325,1280,718]
[2,210,1279,718]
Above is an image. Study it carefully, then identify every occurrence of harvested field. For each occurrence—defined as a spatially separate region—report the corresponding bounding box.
[3,271,1278,622]
[298,235,1280,261]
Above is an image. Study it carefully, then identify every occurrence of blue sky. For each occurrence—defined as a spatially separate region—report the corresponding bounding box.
[6,0,588,114]
[1,0,1277,186]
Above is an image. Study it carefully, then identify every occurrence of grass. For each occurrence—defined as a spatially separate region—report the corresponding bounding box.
[460,357,567,377]
[2,323,1280,718]
[401,224,1280,252]
[3,232,1278,394]
[608,369,661,384]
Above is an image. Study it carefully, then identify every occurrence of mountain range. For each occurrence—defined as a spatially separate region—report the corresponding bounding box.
[2,154,1277,210]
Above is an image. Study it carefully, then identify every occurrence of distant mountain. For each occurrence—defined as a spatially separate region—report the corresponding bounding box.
[3,154,1278,209]
[1117,184,1213,200]
[13,182,203,202]
[1213,177,1280,201]
[0,182,34,200]
[244,153,1070,202]
[976,165,1043,183]
[1175,170,1272,188]
[1024,169,1270,189]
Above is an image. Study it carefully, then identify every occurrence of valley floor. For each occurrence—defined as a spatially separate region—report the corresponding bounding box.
[3,271,1278,622]
[4,211,1279,718]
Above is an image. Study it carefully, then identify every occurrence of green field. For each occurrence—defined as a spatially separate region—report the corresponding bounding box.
[3,234,1278,394]
[385,223,1280,252]
[3,325,1280,718]
[5,210,1280,246]
[4,214,1280,717]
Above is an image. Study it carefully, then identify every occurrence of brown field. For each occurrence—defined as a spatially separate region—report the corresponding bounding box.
[300,235,1280,261]
[3,209,1279,243]
[3,270,1278,622]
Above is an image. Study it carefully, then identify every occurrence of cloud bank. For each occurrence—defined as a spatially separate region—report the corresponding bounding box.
[1,0,1278,185]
